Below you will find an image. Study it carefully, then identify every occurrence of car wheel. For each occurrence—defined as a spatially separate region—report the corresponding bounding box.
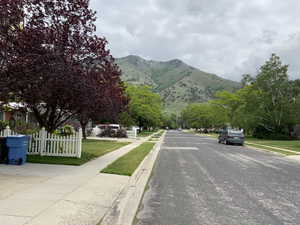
[225,140,229,145]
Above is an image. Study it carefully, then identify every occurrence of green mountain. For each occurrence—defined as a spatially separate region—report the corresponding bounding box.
[116,55,240,112]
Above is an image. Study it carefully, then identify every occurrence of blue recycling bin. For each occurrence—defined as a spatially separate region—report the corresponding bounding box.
[6,135,29,165]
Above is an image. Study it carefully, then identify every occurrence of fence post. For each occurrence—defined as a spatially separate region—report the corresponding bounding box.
[4,126,11,136]
[40,127,47,156]
[134,127,137,138]
[77,128,82,158]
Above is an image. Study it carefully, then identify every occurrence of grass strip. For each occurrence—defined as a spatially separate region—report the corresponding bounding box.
[27,140,130,166]
[149,138,159,142]
[152,130,164,138]
[137,130,157,137]
[101,142,155,176]
[245,138,300,153]
[204,133,219,138]
[246,143,298,156]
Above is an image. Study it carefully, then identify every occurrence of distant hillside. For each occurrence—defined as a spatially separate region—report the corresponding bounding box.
[116,55,240,112]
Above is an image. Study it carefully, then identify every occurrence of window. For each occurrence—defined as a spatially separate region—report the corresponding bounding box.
[0,111,3,121]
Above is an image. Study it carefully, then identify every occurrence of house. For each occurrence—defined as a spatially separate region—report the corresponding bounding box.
[0,102,36,124]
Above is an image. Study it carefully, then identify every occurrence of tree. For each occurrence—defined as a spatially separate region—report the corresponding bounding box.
[182,103,227,130]
[76,59,127,139]
[0,0,126,133]
[212,54,299,138]
[251,54,295,137]
[241,74,255,87]
[162,113,179,129]
[122,85,163,129]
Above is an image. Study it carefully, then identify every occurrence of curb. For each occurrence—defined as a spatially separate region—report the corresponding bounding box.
[100,131,165,225]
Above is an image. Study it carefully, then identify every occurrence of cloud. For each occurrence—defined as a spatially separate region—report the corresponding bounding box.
[90,0,300,81]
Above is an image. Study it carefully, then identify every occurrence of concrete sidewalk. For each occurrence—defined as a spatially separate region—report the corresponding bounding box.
[101,132,165,225]
[0,139,146,225]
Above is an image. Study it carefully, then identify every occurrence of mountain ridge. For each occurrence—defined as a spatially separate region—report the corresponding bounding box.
[116,55,240,112]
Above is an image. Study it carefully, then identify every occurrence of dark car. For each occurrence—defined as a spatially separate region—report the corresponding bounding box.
[218,129,244,146]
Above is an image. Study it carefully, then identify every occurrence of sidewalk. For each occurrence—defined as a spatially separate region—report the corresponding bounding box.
[0,138,148,225]
[101,131,165,225]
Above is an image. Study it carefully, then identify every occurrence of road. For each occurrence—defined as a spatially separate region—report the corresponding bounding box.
[135,131,300,225]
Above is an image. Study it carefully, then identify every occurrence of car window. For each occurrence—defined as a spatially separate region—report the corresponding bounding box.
[229,131,244,136]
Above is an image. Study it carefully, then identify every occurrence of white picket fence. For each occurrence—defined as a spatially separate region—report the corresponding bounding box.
[127,128,138,139]
[0,127,82,158]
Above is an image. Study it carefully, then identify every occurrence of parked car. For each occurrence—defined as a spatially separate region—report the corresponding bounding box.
[218,129,244,146]
[91,124,120,137]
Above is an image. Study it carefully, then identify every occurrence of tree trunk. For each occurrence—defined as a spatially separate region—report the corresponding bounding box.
[80,121,88,140]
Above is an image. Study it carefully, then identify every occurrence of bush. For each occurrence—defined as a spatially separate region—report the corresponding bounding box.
[0,120,9,132]
[253,126,294,140]
[116,129,128,138]
[11,120,39,135]
[99,128,116,137]
[54,125,75,136]
[86,127,93,137]
[98,128,128,138]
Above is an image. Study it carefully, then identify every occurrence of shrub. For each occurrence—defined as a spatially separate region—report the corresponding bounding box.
[99,128,116,137]
[98,128,128,138]
[86,127,93,137]
[116,129,128,138]
[12,120,39,135]
[0,120,9,132]
[253,125,294,140]
[54,125,75,136]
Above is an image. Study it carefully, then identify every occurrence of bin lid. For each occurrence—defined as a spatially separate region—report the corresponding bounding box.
[7,135,27,138]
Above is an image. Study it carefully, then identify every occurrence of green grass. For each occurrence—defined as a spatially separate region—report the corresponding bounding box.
[245,137,300,153]
[152,130,164,138]
[101,142,155,176]
[246,143,297,156]
[184,129,196,134]
[204,133,219,138]
[27,140,130,166]
[149,138,159,142]
[137,130,157,137]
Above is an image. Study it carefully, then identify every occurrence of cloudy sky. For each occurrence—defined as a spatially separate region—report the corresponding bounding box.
[90,0,300,81]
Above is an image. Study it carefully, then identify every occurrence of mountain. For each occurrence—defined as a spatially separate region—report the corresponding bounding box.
[116,55,241,112]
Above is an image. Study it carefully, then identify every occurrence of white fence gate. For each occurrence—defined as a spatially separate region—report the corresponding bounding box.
[0,127,82,158]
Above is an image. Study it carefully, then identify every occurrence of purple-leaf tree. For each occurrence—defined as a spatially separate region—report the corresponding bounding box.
[0,0,127,133]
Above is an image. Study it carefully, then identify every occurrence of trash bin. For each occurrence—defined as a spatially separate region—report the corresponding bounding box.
[0,137,8,163]
[6,135,29,165]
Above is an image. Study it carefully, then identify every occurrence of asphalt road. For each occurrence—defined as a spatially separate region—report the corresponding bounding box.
[135,131,300,225]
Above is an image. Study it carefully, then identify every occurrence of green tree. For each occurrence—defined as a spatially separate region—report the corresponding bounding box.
[122,85,163,129]
[251,54,296,137]
[182,103,227,130]
[212,54,300,138]
[162,113,179,129]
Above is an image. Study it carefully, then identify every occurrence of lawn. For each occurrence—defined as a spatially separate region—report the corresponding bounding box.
[101,142,155,176]
[149,130,165,142]
[245,137,300,153]
[246,143,297,156]
[152,130,164,138]
[137,130,157,137]
[204,133,219,138]
[27,139,130,166]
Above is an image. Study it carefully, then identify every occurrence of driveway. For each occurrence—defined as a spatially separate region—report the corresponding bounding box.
[135,131,300,225]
